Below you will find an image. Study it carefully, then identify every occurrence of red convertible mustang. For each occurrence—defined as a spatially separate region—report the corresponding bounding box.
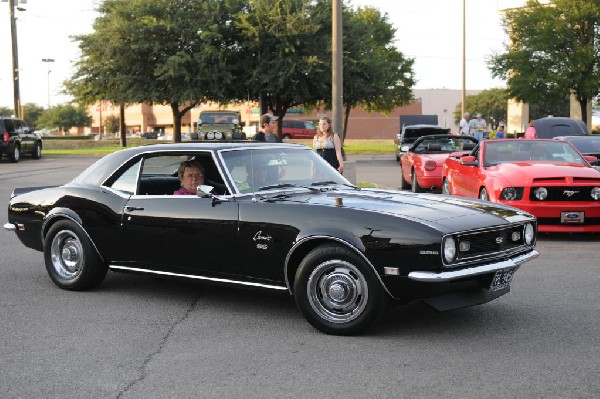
[5,143,539,335]
[443,139,600,233]
[400,134,478,192]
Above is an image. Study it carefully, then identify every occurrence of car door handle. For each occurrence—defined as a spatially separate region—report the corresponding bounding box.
[125,206,144,212]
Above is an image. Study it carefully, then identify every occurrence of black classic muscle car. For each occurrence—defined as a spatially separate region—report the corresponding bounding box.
[4,143,539,335]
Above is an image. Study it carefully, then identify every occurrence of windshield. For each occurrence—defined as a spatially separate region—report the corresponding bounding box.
[221,147,351,194]
[412,136,476,153]
[199,112,238,124]
[403,127,449,140]
[484,140,586,166]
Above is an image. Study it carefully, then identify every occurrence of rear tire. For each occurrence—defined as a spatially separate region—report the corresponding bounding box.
[399,164,410,190]
[8,144,20,163]
[294,244,386,335]
[44,220,108,290]
[411,170,424,193]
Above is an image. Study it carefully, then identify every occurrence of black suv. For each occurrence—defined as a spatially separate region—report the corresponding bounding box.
[0,116,42,163]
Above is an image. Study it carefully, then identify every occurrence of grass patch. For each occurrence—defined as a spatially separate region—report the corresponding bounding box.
[42,138,395,156]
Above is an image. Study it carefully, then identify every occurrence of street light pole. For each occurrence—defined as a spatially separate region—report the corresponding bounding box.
[42,58,55,108]
[461,0,466,117]
[8,0,22,118]
[332,0,343,140]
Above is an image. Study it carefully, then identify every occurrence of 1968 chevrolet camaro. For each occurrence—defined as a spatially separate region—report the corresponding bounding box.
[4,143,539,335]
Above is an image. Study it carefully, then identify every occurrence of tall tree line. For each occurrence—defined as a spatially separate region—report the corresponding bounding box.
[65,0,416,143]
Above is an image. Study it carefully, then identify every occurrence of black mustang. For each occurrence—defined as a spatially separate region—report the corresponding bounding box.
[4,143,539,335]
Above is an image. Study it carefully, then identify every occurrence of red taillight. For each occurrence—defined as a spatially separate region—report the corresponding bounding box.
[424,160,437,171]
[2,132,8,142]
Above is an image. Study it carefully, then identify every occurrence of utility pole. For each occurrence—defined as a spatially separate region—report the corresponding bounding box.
[7,0,22,118]
[461,0,466,117]
[332,0,343,140]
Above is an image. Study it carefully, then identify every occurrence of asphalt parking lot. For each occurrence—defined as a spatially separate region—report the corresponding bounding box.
[1,155,599,399]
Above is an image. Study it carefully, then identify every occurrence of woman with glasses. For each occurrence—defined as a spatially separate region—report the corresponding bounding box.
[174,160,205,195]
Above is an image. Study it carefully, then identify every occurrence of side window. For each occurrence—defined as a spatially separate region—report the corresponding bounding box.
[13,120,23,134]
[305,121,316,130]
[282,121,291,128]
[108,158,142,195]
[4,119,15,133]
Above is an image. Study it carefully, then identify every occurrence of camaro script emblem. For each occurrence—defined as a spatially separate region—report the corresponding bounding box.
[253,231,272,250]
[563,190,578,197]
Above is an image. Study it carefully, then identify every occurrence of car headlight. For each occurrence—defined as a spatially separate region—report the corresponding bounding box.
[524,223,535,246]
[214,131,224,140]
[442,236,457,264]
[206,131,215,140]
[500,187,523,200]
[533,187,548,200]
[591,187,600,200]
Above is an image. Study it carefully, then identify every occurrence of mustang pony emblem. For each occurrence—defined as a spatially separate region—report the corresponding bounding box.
[563,190,579,197]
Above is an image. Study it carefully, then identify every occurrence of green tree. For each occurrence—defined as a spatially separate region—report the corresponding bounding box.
[66,0,243,143]
[488,0,600,125]
[455,88,510,129]
[104,115,120,135]
[237,0,330,136]
[0,106,13,117]
[22,103,45,130]
[36,104,92,133]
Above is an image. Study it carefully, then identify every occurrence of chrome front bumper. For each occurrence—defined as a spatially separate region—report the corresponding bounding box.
[408,249,539,282]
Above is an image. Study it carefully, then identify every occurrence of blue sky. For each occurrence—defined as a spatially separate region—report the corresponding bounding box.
[0,0,525,109]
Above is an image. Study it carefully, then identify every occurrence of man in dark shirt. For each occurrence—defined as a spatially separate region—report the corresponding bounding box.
[253,113,281,142]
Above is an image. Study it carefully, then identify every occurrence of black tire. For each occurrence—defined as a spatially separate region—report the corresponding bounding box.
[411,170,424,193]
[44,220,108,291]
[8,143,20,163]
[32,141,42,159]
[479,187,489,201]
[294,243,387,335]
[399,164,410,190]
[442,178,451,195]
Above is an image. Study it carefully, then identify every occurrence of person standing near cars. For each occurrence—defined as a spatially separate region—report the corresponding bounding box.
[313,116,344,174]
[469,112,487,142]
[459,112,471,135]
[253,113,281,142]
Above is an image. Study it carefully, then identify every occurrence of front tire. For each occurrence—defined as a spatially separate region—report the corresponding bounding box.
[479,187,489,201]
[442,178,451,195]
[32,142,42,159]
[294,244,386,335]
[44,220,107,290]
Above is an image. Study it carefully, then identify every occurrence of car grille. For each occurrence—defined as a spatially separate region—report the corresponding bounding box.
[528,186,600,201]
[453,224,530,264]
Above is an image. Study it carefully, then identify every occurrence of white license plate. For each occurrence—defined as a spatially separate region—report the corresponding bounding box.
[489,269,513,292]
[560,211,584,224]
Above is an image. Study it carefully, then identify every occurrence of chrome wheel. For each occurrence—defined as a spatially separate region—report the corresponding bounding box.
[307,260,368,324]
[50,230,84,280]
[442,178,451,195]
[479,187,489,201]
